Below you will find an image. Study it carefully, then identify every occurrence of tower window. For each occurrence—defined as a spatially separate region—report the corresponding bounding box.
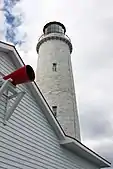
[52,63,57,72]
[52,106,57,117]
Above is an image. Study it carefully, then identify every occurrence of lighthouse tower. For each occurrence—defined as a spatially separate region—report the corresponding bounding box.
[36,21,81,141]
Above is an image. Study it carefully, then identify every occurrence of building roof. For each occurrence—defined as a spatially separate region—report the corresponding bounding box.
[0,41,111,168]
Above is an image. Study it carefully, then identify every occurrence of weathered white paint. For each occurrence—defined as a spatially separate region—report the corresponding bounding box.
[0,51,99,169]
[36,30,81,140]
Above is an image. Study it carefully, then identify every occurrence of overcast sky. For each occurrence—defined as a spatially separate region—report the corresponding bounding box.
[0,0,113,168]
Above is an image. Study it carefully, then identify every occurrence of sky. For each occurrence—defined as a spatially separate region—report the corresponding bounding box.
[0,0,113,168]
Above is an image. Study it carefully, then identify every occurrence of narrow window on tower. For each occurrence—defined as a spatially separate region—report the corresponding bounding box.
[52,63,57,72]
[52,106,57,117]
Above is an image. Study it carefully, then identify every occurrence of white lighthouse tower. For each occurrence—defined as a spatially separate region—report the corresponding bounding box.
[36,21,81,141]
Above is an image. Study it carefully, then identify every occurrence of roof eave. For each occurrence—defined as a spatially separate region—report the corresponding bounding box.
[60,137,111,168]
[0,41,24,68]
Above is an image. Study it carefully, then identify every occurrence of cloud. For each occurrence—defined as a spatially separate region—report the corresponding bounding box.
[96,140,113,164]
[84,139,113,168]
[2,0,26,45]
[70,1,113,167]
[0,0,113,167]
[80,106,113,139]
[0,0,6,41]
[14,2,113,167]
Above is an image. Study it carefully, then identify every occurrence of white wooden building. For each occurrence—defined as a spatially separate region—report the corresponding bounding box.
[0,41,111,169]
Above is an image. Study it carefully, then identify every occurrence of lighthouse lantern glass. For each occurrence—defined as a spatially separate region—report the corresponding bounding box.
[45,24,64,34]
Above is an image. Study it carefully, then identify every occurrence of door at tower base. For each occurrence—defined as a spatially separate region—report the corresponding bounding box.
[36,21,81,141]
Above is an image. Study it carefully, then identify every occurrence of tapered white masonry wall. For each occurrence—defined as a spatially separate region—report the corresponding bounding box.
[36,32,81,140]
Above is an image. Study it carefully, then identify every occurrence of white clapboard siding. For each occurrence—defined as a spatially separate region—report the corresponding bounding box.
[0,52,98,169]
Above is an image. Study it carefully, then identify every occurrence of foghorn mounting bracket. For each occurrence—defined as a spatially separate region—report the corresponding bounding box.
[0,78,25,124]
